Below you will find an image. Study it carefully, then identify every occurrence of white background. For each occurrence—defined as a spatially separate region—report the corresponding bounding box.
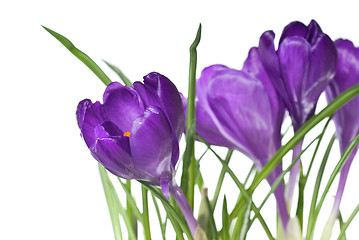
[1,0,359,239]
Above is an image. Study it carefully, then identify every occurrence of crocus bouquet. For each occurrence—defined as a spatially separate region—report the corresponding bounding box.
[44,20,359,239]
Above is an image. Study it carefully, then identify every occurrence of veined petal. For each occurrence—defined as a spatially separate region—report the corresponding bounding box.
[103,85,144,133]
[326,39,359,152]
[279,21,307,45]
[80,101,106,148]
[133,81,161,109]
[258,31,290,105]
[196,101,237,148]
[278,36,311,126]
[143,72,185,140]
[130,106,174,178]
[91,137,138,180]
[304,34,337,109]
[207,69,273,162]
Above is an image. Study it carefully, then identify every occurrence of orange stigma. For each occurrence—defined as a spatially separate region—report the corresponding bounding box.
[123,132,131,137]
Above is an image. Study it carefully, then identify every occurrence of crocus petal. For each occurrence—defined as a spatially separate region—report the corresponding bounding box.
[259,31,291,105]
[130,106,173,177]
[243,47,284,147]
[196,65,228,104]
[91,137,137,179]
[133,81,161,109]
[103,82,123,103]
[76,99,92,129]
[207,69,273,164]
[143,72,185,140]
[103,86,144,133]
[80,101,106,148]
[326,39,359,152]
[278,36,311,127]
[306,20,323,45]
[279,21,307,45]
[196,101,237,148]
[304,34,337,109]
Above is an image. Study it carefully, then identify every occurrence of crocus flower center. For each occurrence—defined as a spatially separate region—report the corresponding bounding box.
[123,132,131,137]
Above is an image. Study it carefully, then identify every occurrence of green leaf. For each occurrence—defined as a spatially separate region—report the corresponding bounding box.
[248,134,320,229]
[151,193,166,240]
[103,60,133,87]
[197,135,274,240]
[180,24,201,207]
[239,199,252,240]
[222,196,230,240]
[42,26,112,86]
[306,134,336,239]
[98,164,123,240]
[140,182,193,240]
[310,133,359,239]
[142,185,152,240]
[211,149,233,210]
[118,179,143,223]
[337,204,359,240]
[98,166,137,240]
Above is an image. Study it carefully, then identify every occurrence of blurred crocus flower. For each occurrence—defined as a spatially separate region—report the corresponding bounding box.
[322,39,359,239]
[258,20,337,204]
[190,48,289,227]
[77,72,200,237]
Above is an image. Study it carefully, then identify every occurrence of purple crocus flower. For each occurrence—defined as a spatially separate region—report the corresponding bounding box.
[322,39,359,237]
[258,20,337,204]
[77,73,199,237]
[192,48,289,227]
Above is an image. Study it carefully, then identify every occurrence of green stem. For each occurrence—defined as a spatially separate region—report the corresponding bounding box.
[211,149,233,210]
[337,203,359,240]
[142,186,151,240]
[180,24,201,204]
[98,165,123,240]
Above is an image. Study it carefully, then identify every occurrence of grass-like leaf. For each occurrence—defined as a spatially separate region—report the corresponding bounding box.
[98,164,123,240]
[140,182,193,240]
[307,133,359,240]
[103,60,133,87]
[248,82,359,195]
[306,134,336,239]
[141,186,152,239]
[337,204,359,240]
[42,26,112,86]
[180,24,201,208]
[222,196,230,240]
[197,135,274,240]
[151,193,166,240]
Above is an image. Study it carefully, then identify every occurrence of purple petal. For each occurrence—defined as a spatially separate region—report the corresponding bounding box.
[279,21,308,45]
[160,176,170,200]
[196,65,228,104]
[243,47,284,149]
[76,99,92,129]
[103,85,144,133]
[133,81,161,108]
[143,72,185,140]
[326,39,359,152]
[103,82,123,103]
[278,36,311,126]
[80,101,106,148]
[306,20,323,45]
[207,69,273,164]
[130,106,174,177]
[196,101,237,148]
[91,137,138,179]
[259,31,291,106]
